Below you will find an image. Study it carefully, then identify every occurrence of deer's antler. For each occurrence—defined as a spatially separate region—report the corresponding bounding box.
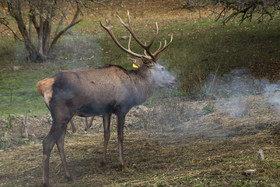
[100,11,173,62]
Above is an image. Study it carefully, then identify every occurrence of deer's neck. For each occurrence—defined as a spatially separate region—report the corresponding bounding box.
[128,67,157,105]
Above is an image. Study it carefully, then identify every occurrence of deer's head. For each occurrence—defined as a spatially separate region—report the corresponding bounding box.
[100,11,176,89]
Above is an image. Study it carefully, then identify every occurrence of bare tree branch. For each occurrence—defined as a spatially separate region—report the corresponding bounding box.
[0,17,22,41]
[50,19,81,51]
[50,1,82,51]
[55,0,73,36]
[211,0,280,24]
[1,0,106,62]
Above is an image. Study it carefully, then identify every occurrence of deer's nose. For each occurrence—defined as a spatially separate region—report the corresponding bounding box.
[168,79,178,88]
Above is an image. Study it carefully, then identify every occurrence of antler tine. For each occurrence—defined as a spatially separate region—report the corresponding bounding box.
[116,14,126,26]
[144,50,148,56]
[155,41,162,53]
[144,41,148,56]
[100,19,143,59]
[128,34,132,50]
[116,12,145,48]
[116,11,155,59]
[145,22,159,50]
[127,10,131,25]
[101,12,173,62]
[105,18,110,26]
[155,22,159,34]
[153,34,173,60]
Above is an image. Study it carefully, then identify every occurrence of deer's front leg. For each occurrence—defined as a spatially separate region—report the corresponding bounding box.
[101,113,111,166]
[117,112,126,168]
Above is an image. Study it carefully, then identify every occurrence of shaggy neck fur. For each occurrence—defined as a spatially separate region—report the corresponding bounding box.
[127,66,158,105]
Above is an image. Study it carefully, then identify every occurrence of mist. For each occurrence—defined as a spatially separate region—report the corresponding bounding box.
[54,32,103,69]
[264,83,280,112]
[135,67,280,140]
[205,68,280,117]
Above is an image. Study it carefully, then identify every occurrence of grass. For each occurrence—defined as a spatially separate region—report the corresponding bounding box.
[0,62,55,118]
[0,6,279,117]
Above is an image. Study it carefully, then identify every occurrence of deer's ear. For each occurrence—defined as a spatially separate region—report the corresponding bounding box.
[128,58,143,68]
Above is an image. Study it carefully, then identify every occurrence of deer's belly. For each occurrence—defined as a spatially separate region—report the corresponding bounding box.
[78,101,117,115]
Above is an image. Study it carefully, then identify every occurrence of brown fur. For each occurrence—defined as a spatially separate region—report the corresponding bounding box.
[36,77,55,107]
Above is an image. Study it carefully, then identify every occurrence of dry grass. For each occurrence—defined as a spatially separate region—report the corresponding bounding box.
[1,1,280,186]
[1,95,280,186]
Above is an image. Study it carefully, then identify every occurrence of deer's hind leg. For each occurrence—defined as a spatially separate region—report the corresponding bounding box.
[42,102,76,186]
[56,127,72,181]
[70,119,77,133]
[85,116,95,131]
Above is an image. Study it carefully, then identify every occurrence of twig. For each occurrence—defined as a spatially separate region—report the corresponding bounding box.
[55,0,73,36]
[0,17,22,41]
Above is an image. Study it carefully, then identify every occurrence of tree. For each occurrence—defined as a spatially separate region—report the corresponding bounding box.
[0,0,101,62]
[211,0,280,24]
[181,0,280,23]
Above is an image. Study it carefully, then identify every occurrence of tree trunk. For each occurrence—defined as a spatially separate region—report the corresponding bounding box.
[24,40,46,62]
[5,0,83,62]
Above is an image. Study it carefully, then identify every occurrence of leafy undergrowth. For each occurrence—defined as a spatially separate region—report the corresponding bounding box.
[1,94,280,186]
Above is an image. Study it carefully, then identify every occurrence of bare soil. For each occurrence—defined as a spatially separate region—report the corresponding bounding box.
[1,0,280,186]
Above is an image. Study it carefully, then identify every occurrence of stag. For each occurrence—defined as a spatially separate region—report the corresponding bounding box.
[37,11,175,186]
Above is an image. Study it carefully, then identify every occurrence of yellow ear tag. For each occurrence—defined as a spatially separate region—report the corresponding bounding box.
[133,63,139,68]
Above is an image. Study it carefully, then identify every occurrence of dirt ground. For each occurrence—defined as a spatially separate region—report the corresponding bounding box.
[1,93,280,186]
[1,0,280,186]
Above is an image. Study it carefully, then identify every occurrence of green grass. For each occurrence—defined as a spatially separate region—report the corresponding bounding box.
[0,13,279,118]
[164,17,280,95]
[0,71,46,118]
